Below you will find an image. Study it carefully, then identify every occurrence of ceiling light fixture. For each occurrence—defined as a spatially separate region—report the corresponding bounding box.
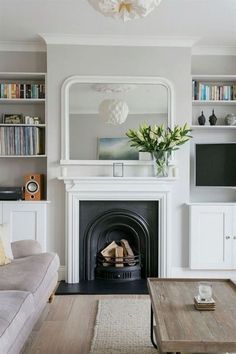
[88,0,162,22]
[99,99,129,125]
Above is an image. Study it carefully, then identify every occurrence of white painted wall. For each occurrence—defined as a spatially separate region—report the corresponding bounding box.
[0,51,46,73]
[192,55,236,75]
[47,45,192,269]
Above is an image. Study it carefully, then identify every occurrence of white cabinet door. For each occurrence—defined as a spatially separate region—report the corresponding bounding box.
[232,206,236,269]
[2,202,47,251]
[189,205,233,269]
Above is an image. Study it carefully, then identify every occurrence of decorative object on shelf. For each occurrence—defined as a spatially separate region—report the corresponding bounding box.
[24,116,41,125]
[113,163,124,177]
[171,166,179,178]
[139,152,152,161]
[126,123,191,177]
[2,113,23,124]
[225,113,236,126]
[92,83,136,93]
[99,99,129,125]
[209,109,217,126]
[98,137,139,160]
[88,0,162,22]
[198,111,206,126]
[152,150,169,177]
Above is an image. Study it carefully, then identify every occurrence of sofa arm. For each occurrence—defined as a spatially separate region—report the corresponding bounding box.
[11,240,42,259]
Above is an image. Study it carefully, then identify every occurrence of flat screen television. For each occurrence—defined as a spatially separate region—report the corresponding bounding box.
[195,143,236,187]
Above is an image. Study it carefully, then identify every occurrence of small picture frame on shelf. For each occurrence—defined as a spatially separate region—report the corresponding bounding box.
[33,116,41,125]
[24,116,41,125]
[113,163,124,177]
[2,113,23,124]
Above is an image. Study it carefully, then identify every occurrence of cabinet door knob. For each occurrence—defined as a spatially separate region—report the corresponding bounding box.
[234,236,236,240]
[226,236,231,240]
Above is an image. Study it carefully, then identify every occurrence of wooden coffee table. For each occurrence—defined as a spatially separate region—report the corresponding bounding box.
[148,278,236,354]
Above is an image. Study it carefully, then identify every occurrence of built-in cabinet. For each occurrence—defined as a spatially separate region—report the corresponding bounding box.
[189,204,236,270]
[0,201,48,251]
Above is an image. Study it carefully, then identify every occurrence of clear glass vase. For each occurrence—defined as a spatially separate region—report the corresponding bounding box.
[153,151,169,177]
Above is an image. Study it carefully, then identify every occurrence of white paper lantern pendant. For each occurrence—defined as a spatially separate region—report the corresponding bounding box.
[88,0,162,22]
[99,99,129,125]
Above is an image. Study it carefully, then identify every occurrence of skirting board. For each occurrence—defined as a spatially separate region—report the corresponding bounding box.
[58,266,236,282]
[58,266,65,281]
[171,267,236,279]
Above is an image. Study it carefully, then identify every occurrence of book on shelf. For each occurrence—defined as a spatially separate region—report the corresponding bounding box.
[0,83,45,99]
[0,126,44,156]
[192,80,236,101]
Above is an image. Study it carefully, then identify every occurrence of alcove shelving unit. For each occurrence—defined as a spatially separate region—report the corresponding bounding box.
[0,72,47,195]
[191,75,236,130]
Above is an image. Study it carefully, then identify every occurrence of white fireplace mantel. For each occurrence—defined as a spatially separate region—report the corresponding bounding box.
[59,176,175,283]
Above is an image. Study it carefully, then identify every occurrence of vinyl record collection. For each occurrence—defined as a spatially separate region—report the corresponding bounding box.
[0,126,44,155]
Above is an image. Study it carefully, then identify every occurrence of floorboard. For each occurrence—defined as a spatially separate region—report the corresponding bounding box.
[21,294,148,354]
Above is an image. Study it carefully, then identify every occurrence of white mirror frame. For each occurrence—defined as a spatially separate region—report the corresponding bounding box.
[60,75,175,164]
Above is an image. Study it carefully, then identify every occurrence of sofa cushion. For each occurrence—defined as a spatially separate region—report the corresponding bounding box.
[0,290,34,354]
[0,224,13,266]
[0,239,11,266]
[0,252,59,303]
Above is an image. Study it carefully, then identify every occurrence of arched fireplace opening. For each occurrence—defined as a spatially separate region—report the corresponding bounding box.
[79,201,158,283]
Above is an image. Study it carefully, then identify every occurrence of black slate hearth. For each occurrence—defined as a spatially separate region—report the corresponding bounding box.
[56,279,148,295]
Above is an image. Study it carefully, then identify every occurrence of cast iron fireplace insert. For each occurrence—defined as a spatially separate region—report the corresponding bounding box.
[56,200,158,295]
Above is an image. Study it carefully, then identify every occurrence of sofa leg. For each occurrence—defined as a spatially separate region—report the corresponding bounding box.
[48,293,55,303]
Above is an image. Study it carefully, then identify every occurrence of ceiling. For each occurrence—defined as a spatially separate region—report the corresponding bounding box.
[0,0,235,48]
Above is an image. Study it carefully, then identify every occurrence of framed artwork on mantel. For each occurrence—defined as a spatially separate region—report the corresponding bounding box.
[97,137,139,160]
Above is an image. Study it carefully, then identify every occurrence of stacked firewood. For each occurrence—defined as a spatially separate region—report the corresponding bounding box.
[100,239,135,267]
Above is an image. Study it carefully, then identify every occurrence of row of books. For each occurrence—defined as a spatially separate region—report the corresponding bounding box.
[0,126,44,155]
[192,81,236,101]
[0,83,45,99]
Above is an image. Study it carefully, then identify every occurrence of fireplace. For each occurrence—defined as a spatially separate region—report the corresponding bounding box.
[79,201,158,283]
[57,176,173,294]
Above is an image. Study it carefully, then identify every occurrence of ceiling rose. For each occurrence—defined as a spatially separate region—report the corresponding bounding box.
[92,83,137,93]
[99,99,129,125]
[88,0,162,22]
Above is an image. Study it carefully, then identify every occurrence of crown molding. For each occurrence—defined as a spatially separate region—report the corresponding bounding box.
[40,33,199,47]
[0,40,46,52]
[192,45,236,56]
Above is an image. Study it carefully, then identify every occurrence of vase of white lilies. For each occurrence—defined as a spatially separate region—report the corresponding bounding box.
[126,123,191,177]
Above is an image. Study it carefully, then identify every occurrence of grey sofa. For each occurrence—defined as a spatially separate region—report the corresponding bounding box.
[0,240,59,354]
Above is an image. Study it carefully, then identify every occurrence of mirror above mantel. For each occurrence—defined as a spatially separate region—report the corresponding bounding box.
[60,76,174,171]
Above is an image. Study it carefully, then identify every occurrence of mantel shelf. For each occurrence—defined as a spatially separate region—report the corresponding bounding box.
[58,176,177,184]
[60,159,176,166]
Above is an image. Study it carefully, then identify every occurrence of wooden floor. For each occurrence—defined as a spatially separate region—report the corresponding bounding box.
[21,294,147,354]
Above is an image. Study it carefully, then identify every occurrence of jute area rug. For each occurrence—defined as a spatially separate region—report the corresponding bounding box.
[89,298,157,354]
[89,299,231,354]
